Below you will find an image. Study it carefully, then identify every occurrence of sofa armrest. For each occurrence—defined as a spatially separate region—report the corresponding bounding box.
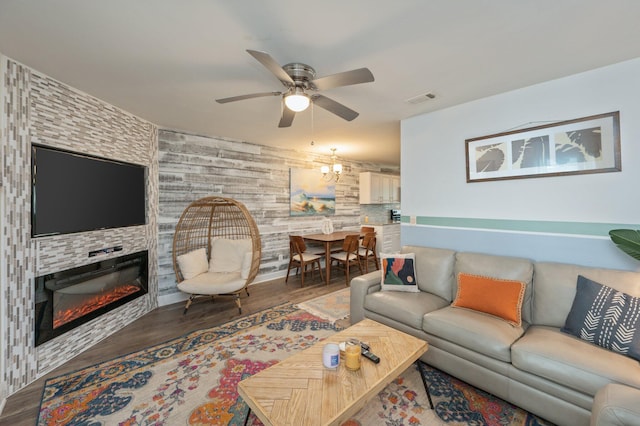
[591,384,640,426]
[350,271,381,323]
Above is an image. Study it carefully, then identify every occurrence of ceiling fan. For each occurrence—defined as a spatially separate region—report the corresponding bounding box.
[216,49,375,128]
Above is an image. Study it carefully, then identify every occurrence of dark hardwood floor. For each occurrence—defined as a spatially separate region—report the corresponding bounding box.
[1,268,358,425]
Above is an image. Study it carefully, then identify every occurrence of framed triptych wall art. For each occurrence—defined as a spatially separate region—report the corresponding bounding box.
[465,111,621,183]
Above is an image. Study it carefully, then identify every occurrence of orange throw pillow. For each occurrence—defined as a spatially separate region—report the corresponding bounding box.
[452,273,525,327]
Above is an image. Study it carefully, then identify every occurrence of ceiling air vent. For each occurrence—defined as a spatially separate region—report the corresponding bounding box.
[405,92,436,104]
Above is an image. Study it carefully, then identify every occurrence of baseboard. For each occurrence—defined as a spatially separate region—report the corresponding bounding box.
[252,270,287,284]
[157,270,287,307]
[158,292,190,307]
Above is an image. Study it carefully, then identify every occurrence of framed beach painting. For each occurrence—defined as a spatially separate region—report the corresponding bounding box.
[465,111,621,183]
[290,168,336,216]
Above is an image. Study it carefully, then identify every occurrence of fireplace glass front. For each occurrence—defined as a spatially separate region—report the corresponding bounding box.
[35,250,148,346]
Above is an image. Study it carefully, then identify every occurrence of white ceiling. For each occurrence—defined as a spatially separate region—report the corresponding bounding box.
[2,1,640,166]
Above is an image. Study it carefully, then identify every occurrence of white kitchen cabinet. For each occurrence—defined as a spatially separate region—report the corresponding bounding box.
[372,224,401,256]
[391,176,401,203]
[359,172,400,204]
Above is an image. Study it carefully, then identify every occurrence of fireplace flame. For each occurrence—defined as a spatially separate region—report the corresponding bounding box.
[53,284,141,329]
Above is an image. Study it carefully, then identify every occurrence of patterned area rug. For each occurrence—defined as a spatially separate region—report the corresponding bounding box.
[349,364,552,426]
[38,304,336,425]
[37,298,553,425]
[295,287,351,323]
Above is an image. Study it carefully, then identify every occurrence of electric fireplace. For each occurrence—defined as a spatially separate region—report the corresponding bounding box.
[34,250,148,346]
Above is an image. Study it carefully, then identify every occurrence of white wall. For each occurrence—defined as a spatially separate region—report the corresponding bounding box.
[401,57,640,270]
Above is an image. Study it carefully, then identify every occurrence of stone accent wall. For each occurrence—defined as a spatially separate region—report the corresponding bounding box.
[0,57,158,395]
[157,130,399,302]
[1,57,35,396]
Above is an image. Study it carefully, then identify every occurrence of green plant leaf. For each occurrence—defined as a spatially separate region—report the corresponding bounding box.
[609,229,640,262]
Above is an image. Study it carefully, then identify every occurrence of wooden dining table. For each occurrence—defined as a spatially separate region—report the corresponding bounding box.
[303,230,361,285]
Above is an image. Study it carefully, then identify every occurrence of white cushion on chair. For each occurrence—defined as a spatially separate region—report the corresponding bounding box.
[209,238,252,273]
[358,247,372,256]
[331,252,355,262]
[176,248,209,280]
[240,252,253,279]
[177,271,246,295]
[293,253,322,262]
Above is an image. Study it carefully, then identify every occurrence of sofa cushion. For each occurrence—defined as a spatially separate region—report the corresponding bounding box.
[453,273,525,327]
[364,291,449,330]
[454,252,533,324]
[533,262,640,327]
[511,326,640,396]
[380,252,418,292]
[401,245,456,301]
[176,248,209,280]
[562,275,640,361]
[423,306,526,362]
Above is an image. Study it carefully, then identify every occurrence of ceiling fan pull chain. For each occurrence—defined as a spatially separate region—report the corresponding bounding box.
[311,101,315,142]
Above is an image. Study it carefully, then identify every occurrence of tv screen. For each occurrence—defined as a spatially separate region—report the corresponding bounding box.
[31,145,147,237]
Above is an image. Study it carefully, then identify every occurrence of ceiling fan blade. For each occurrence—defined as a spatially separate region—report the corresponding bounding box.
[216,91,281,104]
[311,94,359,121]
[312,68,374,91]
[246,49,294,86]
[278,104,295,128]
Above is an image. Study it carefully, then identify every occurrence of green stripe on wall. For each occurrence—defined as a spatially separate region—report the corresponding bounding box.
[401,216,639,237]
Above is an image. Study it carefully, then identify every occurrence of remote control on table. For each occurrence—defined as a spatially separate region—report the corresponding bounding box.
[359,341,370,351]
[361,349,380,364]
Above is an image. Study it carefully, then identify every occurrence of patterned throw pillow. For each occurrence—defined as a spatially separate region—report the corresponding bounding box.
[562,275,640,361]
[380,252,419,292]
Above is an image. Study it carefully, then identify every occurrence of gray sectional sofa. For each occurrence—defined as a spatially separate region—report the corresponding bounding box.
[350,245,640,426]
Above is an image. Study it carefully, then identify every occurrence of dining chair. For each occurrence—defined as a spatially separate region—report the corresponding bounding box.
[358,232,379,273]
[361,226,375,234]
[285,235,324,287]
[330,234,363,286]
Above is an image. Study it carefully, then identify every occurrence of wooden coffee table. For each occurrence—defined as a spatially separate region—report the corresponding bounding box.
[238,318,430,426]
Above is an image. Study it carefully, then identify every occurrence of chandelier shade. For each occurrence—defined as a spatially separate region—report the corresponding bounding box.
[321,148,342,182]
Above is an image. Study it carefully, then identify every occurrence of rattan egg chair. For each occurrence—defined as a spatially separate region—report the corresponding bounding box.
[172,196,261,314]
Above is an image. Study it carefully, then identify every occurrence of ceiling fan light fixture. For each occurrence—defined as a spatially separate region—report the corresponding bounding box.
[284,89,310,112]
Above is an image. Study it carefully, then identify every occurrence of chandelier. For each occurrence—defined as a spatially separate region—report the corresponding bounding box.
[321,148,343,182]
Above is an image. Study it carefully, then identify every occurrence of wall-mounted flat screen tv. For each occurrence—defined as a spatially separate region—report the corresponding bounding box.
[31,144,147,237]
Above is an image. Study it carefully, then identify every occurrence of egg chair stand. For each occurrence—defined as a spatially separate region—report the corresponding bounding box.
[172,196,261,315]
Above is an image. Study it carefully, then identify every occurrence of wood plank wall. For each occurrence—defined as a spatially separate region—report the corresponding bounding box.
[157,130,399,303]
